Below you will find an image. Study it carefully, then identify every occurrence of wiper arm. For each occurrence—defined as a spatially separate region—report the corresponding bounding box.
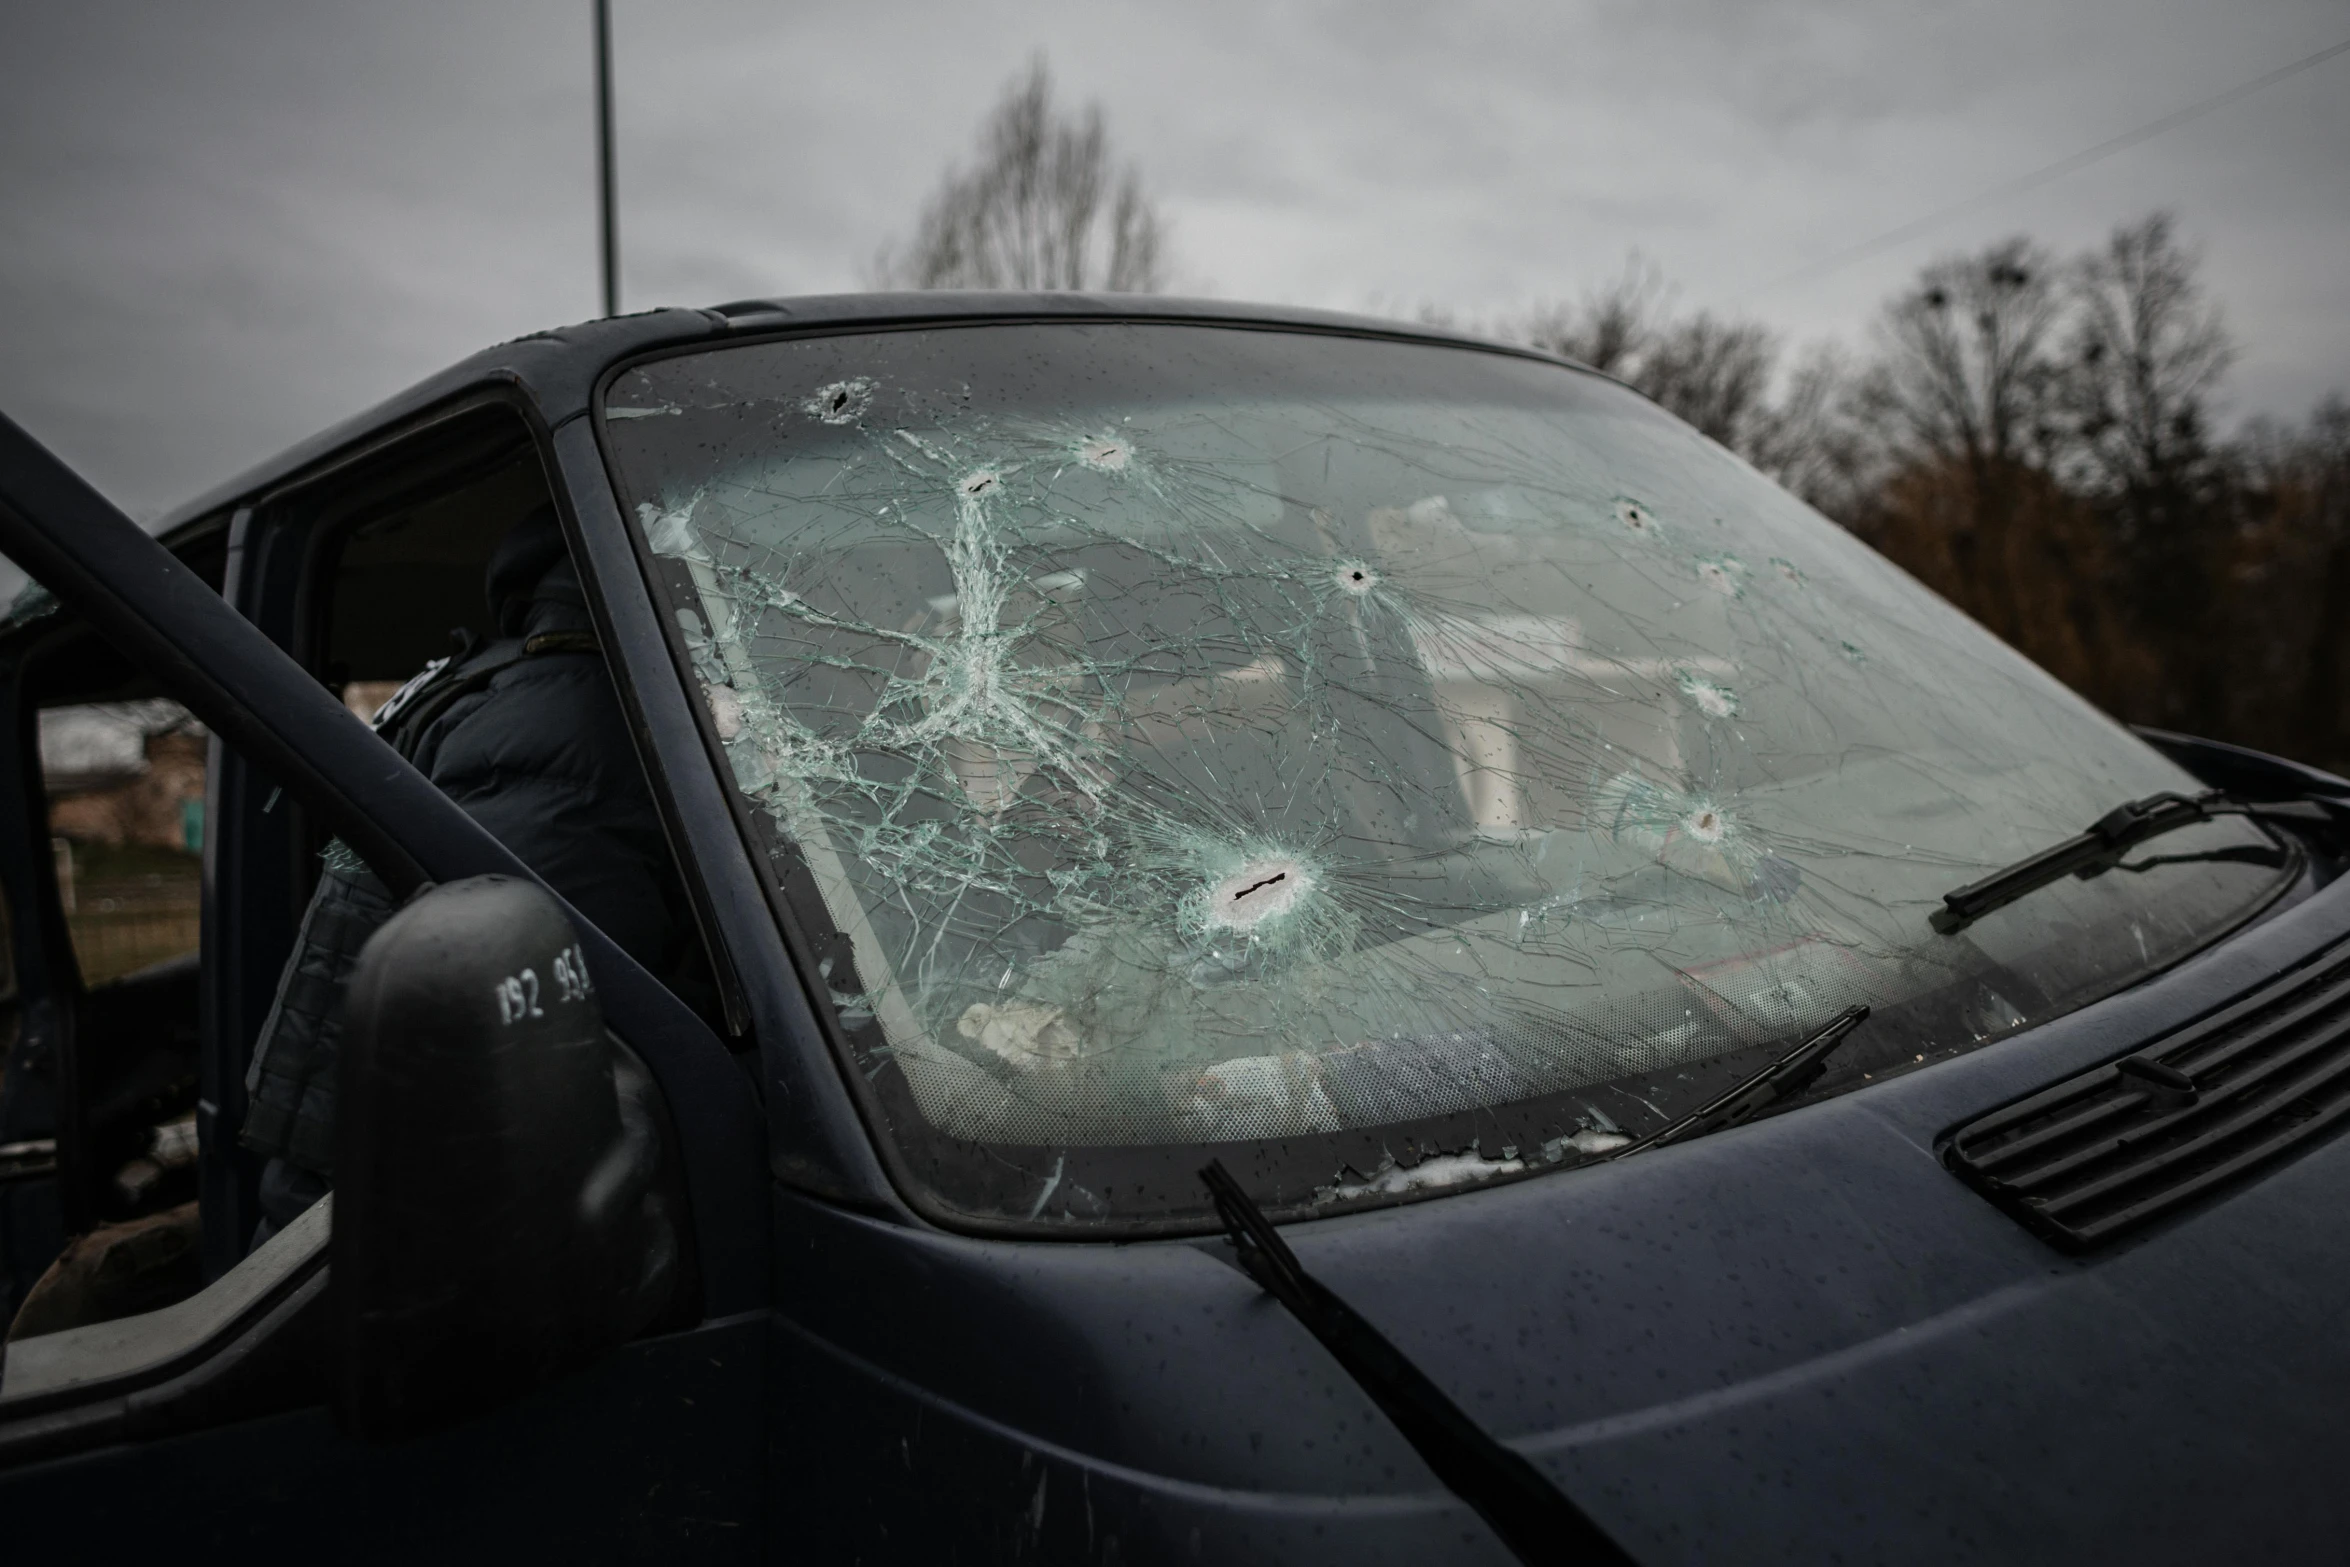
[1197,1011,1870,1556]
[1199,1161,1634,1567]
[1930,789,2255,935]
[1608,1004,1871,1158]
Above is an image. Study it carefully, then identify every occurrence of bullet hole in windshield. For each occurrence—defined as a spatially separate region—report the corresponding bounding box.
[1077,435,1131,471]
[1206,857,1310,929]
[803,378,877,425]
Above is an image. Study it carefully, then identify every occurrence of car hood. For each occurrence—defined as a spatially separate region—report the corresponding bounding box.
[770,867,2350,1562]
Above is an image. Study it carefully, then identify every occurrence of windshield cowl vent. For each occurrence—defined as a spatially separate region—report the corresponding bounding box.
[1943,947,2350,1250]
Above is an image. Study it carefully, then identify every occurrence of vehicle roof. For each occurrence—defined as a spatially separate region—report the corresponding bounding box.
[148,292,1592,543]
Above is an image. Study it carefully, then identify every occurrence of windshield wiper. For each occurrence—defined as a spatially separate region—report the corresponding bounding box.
[1199,1161,1634,1567]
[1928,789,2269,935]
[1194,1010,1870,1557]
[1607,1004,1871,1158]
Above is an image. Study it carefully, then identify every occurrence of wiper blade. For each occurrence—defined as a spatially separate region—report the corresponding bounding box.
[1609,1004,1871,1157]
[1930,789,2253,935]
[1199,1161,1634,1567]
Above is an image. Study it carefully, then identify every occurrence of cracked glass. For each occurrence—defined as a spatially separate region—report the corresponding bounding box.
[599,323,2289,1232]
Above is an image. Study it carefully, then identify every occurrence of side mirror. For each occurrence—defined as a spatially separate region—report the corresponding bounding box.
[332,875,682,1439]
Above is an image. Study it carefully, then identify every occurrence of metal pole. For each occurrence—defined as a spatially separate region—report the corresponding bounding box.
[595,0,618,317]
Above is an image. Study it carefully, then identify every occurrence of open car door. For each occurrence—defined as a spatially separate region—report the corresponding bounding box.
[0,412,768,1560]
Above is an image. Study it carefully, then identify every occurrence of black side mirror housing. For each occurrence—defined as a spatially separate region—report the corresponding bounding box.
[332,875,683,1439]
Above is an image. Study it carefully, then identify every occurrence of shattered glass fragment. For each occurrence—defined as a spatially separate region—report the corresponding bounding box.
[1677,669,1739,719]
[703,681,744,740]
[1,579,59,632]
[641,495,704,560]
[1543,1128,1631,1161]
[1318,1147,1524,1203]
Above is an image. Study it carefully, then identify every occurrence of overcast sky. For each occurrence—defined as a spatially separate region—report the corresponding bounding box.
[2,0,2345,524]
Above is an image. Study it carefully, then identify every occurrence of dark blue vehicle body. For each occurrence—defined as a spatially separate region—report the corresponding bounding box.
[0,296,2343,1563]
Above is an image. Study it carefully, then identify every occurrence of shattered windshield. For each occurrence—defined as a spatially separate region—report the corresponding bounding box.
[599,322,2289,1232]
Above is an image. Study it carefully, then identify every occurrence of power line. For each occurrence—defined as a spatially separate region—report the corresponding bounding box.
[1759,33,2350,294]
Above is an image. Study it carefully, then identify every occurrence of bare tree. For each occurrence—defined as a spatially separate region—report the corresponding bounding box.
[1743,343,1874,518]
[1465,217,2350,771]
[1837,239,2079,661]
[2224,397,2350,756]
[2061,213,2233,500]
[876,57,1167,293]
[1511,261,1787,452]
[2053,217,2236,715]
[1857,237,2066,479]
[1515,257,1667,375]
[1638,314,1779,448]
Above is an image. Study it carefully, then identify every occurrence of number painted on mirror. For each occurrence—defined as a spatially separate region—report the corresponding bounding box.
[552,943,592,1003]
[496,946,592,1024]
[494,967,543,1025]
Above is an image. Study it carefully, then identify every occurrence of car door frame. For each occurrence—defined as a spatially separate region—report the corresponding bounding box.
[0,397,771,1354]
[0,525,229,1296]
[197,393,628,1275]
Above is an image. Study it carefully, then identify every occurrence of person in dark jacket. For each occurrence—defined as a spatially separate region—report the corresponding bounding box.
[241,506,700,1241]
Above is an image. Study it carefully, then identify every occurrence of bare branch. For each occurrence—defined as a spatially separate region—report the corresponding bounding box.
[878,56,1170,293]
[2061,212,2234,498]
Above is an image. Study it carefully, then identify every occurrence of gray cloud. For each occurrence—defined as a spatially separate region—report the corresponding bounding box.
[1,0,2344,526]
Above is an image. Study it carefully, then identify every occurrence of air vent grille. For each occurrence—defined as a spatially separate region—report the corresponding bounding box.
[1944,948,2350,1250]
